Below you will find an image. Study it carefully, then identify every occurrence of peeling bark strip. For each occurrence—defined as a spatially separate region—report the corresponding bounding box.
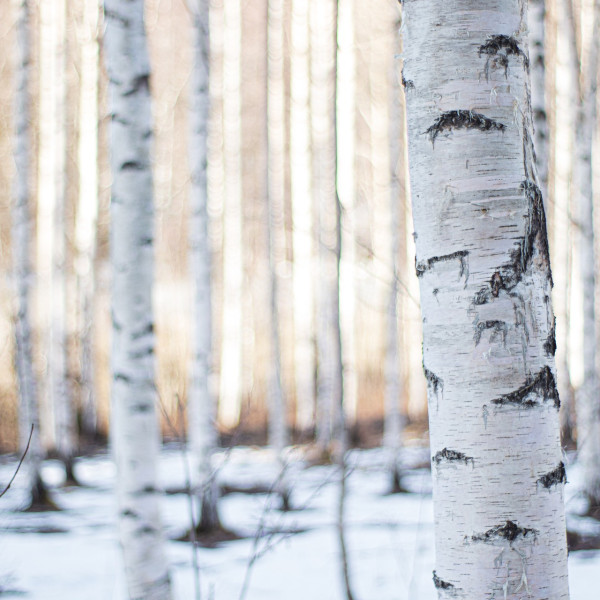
[432,448,474,466]
[425,110,505,143]
[416,250,468,278]
[478,34,529,77]
[433,571,455,591]
[537,462,567,489]
[470,520,538,544]
[491,365,560,409]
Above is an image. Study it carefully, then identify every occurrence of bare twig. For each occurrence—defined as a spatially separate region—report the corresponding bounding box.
[0,424,33,499]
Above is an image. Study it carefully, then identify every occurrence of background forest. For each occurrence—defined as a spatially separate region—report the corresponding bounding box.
[0,0,599,598]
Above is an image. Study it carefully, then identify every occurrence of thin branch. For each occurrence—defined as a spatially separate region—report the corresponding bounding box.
[0,424,33,499]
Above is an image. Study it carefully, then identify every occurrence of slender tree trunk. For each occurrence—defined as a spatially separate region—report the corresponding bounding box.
[103,2,173,597]
[12,0,48,509]
[188,0,222,533]
[218,0,244,430]
[266,0,288,454]
[311,0,344,456]
[402,0,570,596]
[568,0,600,511]
[529,0,549,198]
[290,0,316,434]
[75,0,101,441]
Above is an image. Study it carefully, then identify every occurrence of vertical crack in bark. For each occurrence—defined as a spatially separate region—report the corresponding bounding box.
[432,448,474,467]
[537,462,567,489]
[543,317,556,356]
[425,110,505,144]
[469,520,538,544]
[478,34,529,80]
[491,366,560,409]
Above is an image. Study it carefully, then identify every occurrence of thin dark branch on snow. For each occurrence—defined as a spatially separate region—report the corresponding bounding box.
[0,424,33,499]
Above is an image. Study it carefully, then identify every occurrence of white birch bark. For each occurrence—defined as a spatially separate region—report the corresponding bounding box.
[188,0,221,532]
[290,0,316,433]
[528,0,549,198]
[12,0,45,506]
[75,0,101,439]
[266,0,288,453]
[402,0,569,596]
[102,2,173,597]
[311,0,344,454]
[218,0,244,429]
[38,0,75,468]
[568,0,600,507]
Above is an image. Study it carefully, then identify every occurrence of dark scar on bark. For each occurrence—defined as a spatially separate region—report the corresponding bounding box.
[491,365,560,409]
[479,34,529,71]
[469,520,538,544]
[401,69,414,89]
[416,250,469,279]
[433,571,455,591]
[537,462,567,489]
[424,367,443,396]
[544,318,556,356]
[425,110,505,143]
[432,448,474,466]
[472,180,553,304]
[474,320,508,346]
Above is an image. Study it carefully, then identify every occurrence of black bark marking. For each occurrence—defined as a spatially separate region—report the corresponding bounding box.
[470,520,538,544]
[537,462,566,489]
[114,373,132,384]
[132,323,154,339]
[544,318,556,356]
[121,161,145,171]
[432,448,474,467]
[130,348,153,359]
[424,367,443,396]
[104,9,130,27]
[475,181,553,301]
[131,404,153,414]
[123,74,150,97]
[474,320,508,346]
[140,237,153,246]
[416,250,469,282]
[401,69,414,89]
[491,366,560,409]
[425,110,505,144]
[121,509,138,519]
[479,34,529,79]
[433,571,455,591]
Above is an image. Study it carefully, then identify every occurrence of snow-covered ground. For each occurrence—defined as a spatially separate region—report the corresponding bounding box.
[0,446,597,599]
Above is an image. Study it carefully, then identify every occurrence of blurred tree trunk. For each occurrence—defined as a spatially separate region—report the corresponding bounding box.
[311,0,344,457]
[38,0,76,480]
[402,0,570,596]
[266,0,288,453]
[75,0,101,441]
[188,0,222,533]
[567,0,600,514]
[218,0,244,430]
[12,0,49,509]
[103,1,173,597]
[290,0,316,435]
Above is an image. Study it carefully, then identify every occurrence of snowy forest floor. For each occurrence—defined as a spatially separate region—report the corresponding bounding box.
[0,444,599,599]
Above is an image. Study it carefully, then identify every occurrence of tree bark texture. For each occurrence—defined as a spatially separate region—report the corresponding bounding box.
[311,0,344,453]
[12,0,45,503]
[402,0,569,597]
[103,1,173,597]
[188,0,221,531]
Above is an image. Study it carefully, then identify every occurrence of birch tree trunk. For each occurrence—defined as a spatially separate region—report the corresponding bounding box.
[402,0,570,596]
[103,2,173,597]
[311,0,344,456]
[38,0,76,477]
[290,0,316,434]
[568,0,600,512]
[75,0,101,440]
[188,0,222,533]
[266,0,288,454]
[12,0,47,508]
